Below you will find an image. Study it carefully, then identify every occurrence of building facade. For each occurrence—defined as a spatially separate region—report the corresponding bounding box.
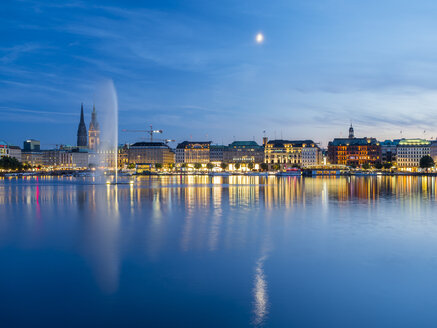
[43,148,89,169]
[21,152,44,166]
[127,142,175,165]
[431,141,437,164]
[175,141,211,164]
[328,138,381,166]
[328,126,381,167]
[223,141,264,163]
[380,140,399,165]
[397,139,431,170]
[264,140,321,169]
[210,145,226,163]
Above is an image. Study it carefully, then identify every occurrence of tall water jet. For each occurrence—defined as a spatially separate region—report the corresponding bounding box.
[94,80,119,184]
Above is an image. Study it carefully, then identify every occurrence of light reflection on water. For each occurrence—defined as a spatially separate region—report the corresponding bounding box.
[1,175,437,327]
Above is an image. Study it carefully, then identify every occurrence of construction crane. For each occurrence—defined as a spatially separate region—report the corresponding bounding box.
[122,124,163,142]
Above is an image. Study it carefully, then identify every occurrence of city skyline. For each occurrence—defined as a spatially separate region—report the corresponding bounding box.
[3,1,437,146]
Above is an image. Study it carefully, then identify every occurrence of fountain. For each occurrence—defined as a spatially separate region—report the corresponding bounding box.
[92,80,119,184]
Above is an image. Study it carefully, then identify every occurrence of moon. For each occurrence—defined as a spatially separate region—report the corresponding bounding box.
[255,33,264,44]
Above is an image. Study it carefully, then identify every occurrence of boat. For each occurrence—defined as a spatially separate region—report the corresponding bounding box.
[276,168,302,176]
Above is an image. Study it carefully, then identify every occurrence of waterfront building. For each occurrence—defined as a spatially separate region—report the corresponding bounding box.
[264,140,321,169]
[77,103,88,148]
[397,139,431,170]
[43,147,89,169]
[328,125,381,167]
[21,151,43,166]
[22,139,43,166]
[0,142,20,161]
[118,144,129,169]
[9,146,21,162]
[430,141,437,164]
[0,141,9,158]
[127,142,175,165]
[380,140,400,165]
[328,138,381,167]
[88,104,100,151]
[175,141,211,164]
[210,145,226,163]
[224,141,264,164]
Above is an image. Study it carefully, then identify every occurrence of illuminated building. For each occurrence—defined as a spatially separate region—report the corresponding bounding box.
[210,145,226,163]
[88,104,100,151]
[118,144,129,169]
[264,140,321,169]
[0,140,9,158]
[9,146,22,162]
[127,142,175,165]
[380,140,400,165]
[0,141,21,161]
[42,147,89,169]
[176,141,211,164]
[397,139,430,170]
[77,103,88,147]
[431,141,437,164]
[22,139,43,166]
[21,151,43,166]
[224,141,264,164]
[328,125,381,167]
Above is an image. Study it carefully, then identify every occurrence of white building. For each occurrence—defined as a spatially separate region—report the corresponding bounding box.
[0,141,22,161]
[396,139,430,170]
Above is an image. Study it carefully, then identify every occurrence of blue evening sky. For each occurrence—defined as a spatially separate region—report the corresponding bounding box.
[2,0,437,147]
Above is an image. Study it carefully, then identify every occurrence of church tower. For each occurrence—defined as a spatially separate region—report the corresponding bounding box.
[88,104,100,151]
[348,124,354,139]
[77,103,88,147]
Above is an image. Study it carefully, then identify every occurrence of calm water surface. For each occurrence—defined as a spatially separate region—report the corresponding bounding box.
[1,175,437,327]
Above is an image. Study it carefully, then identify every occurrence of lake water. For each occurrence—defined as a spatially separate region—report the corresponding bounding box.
[1,175,437,327]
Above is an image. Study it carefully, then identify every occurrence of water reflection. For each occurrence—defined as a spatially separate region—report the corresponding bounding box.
[2,176,437,326]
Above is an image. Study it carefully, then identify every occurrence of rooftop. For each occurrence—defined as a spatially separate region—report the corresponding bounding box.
[398,139,430,146]
[229,141,261,148]
[329,137,379,146]
[176,141,211,149]
[130,142,170,149]
[267,139,317,148]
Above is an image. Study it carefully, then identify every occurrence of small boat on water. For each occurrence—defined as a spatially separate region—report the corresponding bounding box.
[276,168,302,176]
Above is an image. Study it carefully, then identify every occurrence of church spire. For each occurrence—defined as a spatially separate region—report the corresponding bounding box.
[80,103,85,123]
[77,103,88,147]
[349,123,354,139]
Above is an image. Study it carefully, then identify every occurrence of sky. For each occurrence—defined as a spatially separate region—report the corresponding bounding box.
[2,0,437,148]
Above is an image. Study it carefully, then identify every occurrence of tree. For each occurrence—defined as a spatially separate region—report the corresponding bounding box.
[168,163,175,170]
[155,163,163,170]
[181,163,187,169]
[128,163,136,169]
[272,164,280,171]
[194,163,202,170]
[0,157,23,170]
[206,163,214,171]
[248,162,254,170]
[234,163,241,170]
[420,155,434,170]
[220,162,227,171]
[260,163,268,172]
[362,163,370,170]
[374,163,383,170]
[383,162,392,170]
